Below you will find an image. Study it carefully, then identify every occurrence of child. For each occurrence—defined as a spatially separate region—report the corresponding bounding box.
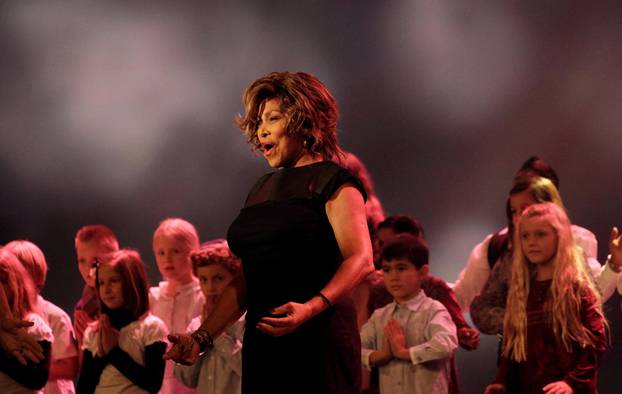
[376,215,480,351]
[471,176,603,336]
[453,157,607,311]
[174,240,244,394]
[77,249,168,393]
[73,225,120,345]
[0,248,53,393]
[6,240,79,394]
[150,218,204,394]
[360,234,458,394]
[485,203,607,394]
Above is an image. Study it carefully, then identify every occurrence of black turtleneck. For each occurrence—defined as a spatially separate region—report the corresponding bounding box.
[77,310,166,394]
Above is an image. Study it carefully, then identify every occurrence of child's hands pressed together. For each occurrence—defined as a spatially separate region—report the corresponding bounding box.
[385,318,409,360]
[542,380,573,394]
[97,315,119,356]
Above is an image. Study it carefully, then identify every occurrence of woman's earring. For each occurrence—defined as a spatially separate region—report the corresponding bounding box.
[303,135,316,150]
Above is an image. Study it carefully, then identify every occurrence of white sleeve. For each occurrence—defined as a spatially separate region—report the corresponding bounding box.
[360,311,380,370]
[408,306,458,365]
[452,234,493,311]
[212,321,244,377]
[81,323,98,353]
[50,309,79,360]
[571,225,598,260]
[26,313,54,343]
[143,317,169,346]
[597,261,622,302]
[173,357,202,388]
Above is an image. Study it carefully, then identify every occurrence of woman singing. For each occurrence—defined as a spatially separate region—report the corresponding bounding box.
[165,71,374,394]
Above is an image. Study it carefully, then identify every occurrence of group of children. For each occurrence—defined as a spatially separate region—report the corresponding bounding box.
[0,219,243,393]
[0,157,621,394]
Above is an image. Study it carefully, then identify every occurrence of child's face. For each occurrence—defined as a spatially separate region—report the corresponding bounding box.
[382,258,428,303]
[153,235,193,283]
[197,264,233,302]
[520,216,558,267]
[76,241,108,288]
[97,264,124,310]
[510,190,538,228]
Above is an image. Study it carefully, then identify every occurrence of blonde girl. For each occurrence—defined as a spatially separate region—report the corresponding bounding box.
[486,203,606,394]
[150,217,204,394]
[0,248,53,393]
[6,240,79,394]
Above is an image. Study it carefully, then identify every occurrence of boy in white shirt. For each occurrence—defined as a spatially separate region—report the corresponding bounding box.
[174,240,244,394]
[361,234,458,394]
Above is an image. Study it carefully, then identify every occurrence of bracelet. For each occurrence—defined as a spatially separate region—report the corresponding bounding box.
[606,254,622,274]
[318,292,332,308]
[190,328,214,354]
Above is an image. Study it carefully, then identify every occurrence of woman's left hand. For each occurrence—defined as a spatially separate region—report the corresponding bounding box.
[256,302,313,336]
[542,381,573,394]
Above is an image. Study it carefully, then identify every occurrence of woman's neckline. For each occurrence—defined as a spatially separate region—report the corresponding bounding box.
[279,160,329,171]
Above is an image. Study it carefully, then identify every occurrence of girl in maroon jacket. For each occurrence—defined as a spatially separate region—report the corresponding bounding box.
[485,203,607,394]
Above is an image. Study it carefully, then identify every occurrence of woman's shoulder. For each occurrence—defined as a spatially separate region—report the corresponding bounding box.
[306,161,367,202]
[244,161,366,205]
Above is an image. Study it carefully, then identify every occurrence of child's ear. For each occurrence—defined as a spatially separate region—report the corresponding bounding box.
[419,264,430,277]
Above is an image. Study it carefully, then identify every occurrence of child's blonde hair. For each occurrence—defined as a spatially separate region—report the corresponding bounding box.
[5,240,48,291]
[74,224,119,252]
[190,240,241,277]
[502,202,603,361]
[153,218,200,252]
[0,248,37,319]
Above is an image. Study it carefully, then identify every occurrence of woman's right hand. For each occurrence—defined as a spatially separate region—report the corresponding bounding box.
[0,316,44,365]
[164,334,200,365]
[484,383,506,394]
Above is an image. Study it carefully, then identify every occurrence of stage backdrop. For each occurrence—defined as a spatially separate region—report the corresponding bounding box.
[2,1,621,392]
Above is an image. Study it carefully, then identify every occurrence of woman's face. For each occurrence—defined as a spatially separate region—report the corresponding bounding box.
[510,190,538,228]
[256,99,307,168]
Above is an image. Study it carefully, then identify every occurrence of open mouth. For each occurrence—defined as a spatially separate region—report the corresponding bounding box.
[262,143,275,156]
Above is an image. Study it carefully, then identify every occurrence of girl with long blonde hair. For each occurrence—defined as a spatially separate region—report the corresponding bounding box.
[485,203,606,394]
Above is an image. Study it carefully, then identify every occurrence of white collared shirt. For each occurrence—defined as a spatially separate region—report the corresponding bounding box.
[174,315,244,394]
[37,295,78,394]
[149,280,204,394]
[361,290,457,394]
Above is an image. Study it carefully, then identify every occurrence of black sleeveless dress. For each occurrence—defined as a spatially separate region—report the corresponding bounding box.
[227,161,366,394]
